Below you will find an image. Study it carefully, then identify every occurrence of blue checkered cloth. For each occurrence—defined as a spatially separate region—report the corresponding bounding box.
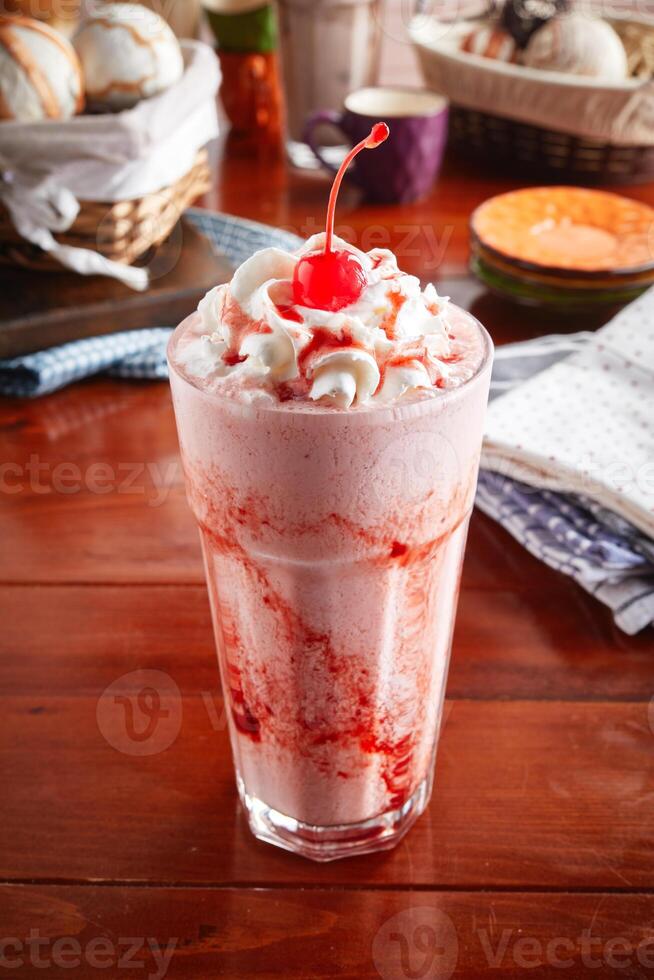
[0,209,302,398]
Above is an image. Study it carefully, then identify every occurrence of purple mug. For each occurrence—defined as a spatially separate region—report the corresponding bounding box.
[304,87,449,204]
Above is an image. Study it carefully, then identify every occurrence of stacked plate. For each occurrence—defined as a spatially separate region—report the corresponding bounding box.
[470,187,654,311]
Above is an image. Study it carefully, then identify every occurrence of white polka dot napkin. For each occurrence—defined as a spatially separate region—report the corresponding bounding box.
[482,288,654,540]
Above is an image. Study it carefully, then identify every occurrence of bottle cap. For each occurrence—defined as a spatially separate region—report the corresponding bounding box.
[204,2,276,52]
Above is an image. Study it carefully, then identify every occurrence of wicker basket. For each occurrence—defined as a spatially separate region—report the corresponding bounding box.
[0,148,211,272]
[0,40,218,284]
[448,108,654,184]
[411,14,654,184]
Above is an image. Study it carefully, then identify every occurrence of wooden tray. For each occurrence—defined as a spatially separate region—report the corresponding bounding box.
[0,217,232,359]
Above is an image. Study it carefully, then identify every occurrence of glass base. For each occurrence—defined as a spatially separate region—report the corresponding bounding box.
[237,774,432,862]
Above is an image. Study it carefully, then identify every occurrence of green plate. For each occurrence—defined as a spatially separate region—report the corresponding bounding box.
[471,255,649,312]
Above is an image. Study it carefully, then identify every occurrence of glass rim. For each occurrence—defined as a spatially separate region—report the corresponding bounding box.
[167,304,493,423]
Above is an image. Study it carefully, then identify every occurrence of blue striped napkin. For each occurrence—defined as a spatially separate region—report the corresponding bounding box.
[479,331,654,635]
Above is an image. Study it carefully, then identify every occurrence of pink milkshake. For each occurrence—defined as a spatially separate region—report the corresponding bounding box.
[168,126,492,860]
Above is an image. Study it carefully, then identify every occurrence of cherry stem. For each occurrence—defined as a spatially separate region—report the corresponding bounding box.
[324,121,390,255]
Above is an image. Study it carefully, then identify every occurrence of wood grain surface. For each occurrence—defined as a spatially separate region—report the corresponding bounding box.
[1,139,653,978]
[1,885,654,979]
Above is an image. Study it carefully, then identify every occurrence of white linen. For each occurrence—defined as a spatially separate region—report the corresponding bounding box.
[482,288,654,539]
[411,16,654,146]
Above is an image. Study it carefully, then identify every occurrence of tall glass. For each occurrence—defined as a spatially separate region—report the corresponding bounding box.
[168,307,492,861]
[276,0,384,167]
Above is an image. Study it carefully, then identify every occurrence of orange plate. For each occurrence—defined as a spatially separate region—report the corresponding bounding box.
[471,187,654,275]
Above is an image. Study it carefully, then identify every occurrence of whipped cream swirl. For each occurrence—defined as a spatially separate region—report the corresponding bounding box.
[180,234,462,408]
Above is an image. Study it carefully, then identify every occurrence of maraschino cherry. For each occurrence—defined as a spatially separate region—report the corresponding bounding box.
[292,122,390,312]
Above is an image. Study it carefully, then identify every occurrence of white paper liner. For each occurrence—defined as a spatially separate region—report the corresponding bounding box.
[410,16,654,147]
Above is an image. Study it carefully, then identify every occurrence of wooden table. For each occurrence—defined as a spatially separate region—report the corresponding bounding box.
[2,147,653,979]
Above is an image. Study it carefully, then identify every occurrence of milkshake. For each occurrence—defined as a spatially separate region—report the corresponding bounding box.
[168,126,492,860]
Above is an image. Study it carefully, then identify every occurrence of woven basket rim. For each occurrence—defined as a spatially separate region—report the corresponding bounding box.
[0,149,210,271]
